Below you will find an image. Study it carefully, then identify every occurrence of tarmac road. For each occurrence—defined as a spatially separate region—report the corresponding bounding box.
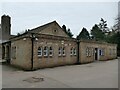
[1,59,118,88]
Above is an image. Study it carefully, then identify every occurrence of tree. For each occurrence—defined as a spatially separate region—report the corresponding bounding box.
[113,17,120,32]
[67,28,73,38]
[77,27,90,40]
[62,25,67,33]
[62,25,73,38]
[98,18,109,33]
[91,24,105,41]
[107,16,120,56]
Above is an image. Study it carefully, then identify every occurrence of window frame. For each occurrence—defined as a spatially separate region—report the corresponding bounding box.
[73,48,77,56]
[49,46,53,57]
[70,47,73,56]
[86,47,89,57]
[62,47,66,56]
[58,47,62,56]
[43,46,48,57]
[38,47,42,57]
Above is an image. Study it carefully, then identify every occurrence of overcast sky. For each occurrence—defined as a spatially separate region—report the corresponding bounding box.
[0,1,118,37]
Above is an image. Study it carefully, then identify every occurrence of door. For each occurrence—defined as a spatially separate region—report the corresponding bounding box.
[95,48,98,60]
[2,46,5,59]
[6,45,10,63]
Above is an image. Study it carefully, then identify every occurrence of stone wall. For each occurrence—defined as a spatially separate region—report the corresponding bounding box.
[33,35,77,69]
[79,40,117,64]
[0,45,2,60]
[10,37,32,70]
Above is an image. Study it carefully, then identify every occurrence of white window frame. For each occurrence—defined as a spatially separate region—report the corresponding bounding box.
[86,47,91,57]
[73,48,77,56]
[70,47,73,56]
[62,47,66,56]
[58,47,62,56]
[86,48,89,57]
[88,48,91,56]
[49,46,53,57]
[99,49,102,56]
[102,49,104,56]
[38,47,42,57]
[43,46,48,57]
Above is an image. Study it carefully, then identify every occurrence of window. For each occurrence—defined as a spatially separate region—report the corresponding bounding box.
[88,48,91,56]
[92,48,94,56]
[54,30,57,32]
[73,48,77,56]
[70,47,73,56]
[86,47,91,57]
[62,47,66,56]
[58,47,66,56]
[12,46,16,59]
[49,46,53,56]
[99,48,105,56]
[38,47,42,57]
[99,49,102,56]
[102,49,105,56]
[58,47,62,56]
[86,48,89,56]
[43,46,48,56]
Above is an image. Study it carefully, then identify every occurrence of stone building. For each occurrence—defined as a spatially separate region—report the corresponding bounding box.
[0,15,15,61]
[79,40,117,64]
[0,15,117,70]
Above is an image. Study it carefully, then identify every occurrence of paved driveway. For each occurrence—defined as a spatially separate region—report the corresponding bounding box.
[1,59,118,88]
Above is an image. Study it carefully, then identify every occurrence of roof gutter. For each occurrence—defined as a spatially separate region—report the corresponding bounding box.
[31,33,35,70]
[76,40,80,64]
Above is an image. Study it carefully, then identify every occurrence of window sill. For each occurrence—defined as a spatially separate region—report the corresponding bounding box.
[63,55,66,57]
[49,55,53,57]
[38,56,42,58]
[44,55,48,58]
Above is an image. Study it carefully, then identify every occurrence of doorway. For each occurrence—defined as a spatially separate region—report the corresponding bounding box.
[2,46,5,59]
[6,45,10,63]
[95,48,98,60]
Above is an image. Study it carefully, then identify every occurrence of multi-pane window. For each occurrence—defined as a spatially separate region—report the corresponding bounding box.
[43,46,48,56]
[70,47,77,56]
[49,46,53,56]
[92,48,94,56]
[58,47,66,56]
[70,47,73,56]
[73,48,77,56]
[99,48,105,56]
[12,46,16,59]
[86,48,89,56]
[62,47,66,56]
[38,47,42,57]
[58,47,62,56]
[99,49,102,56]
[86,47,91,57]
[88,48,91,56]
[102,49,105,56]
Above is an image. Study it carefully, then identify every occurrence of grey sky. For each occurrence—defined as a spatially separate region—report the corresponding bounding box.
[1,2,118,37]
